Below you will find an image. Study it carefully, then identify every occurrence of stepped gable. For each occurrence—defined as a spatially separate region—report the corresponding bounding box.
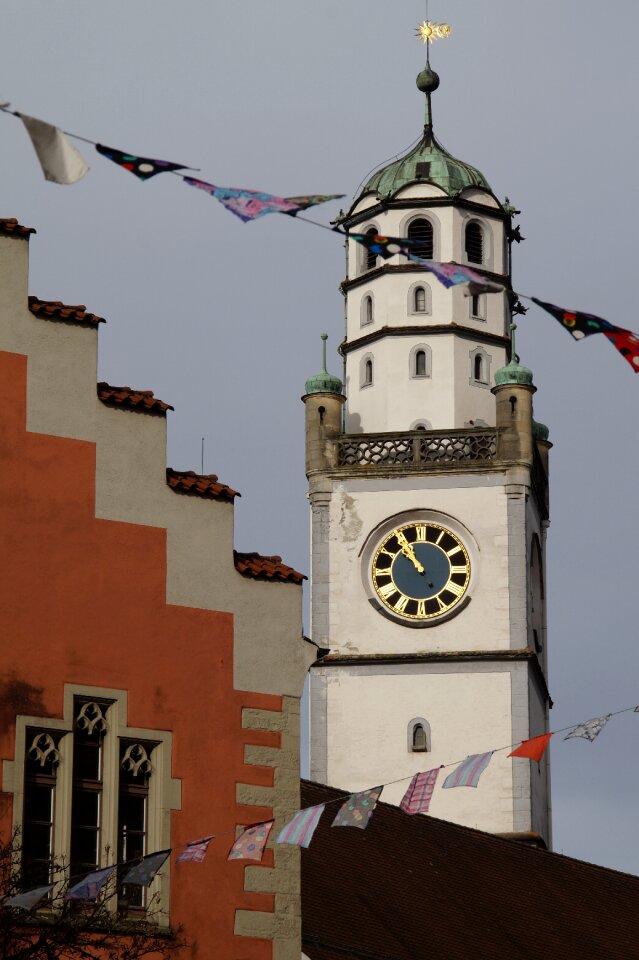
[0,218,35,237]
[167,467,239,503]
[234,551,306,584]
[29,296,105,327]
[301,780,639,960]
[98,381,174,415]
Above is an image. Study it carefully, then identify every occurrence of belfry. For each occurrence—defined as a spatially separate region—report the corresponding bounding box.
[303,29,552,843]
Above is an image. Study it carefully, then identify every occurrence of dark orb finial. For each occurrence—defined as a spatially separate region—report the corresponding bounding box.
[416,63,440,94]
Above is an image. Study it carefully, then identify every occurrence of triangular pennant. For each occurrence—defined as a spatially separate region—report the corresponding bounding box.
[407,254,504,293]
[96,144,191,180]
[65,865,116,901]
[175,836,214,864]
[20,114,89,184]
[508,733,552,762]
[349,232,416,260]
[122,850,170,886]
[184,177,301,221]
[3,884,53,910]
[400,769,440,815]
[531,297,613,340]
[442,752,493,789]
[564,716,611,743]
[282,194,345,215]
[331,788,382,830]
[227,822,274,861]
[276,805,325,848]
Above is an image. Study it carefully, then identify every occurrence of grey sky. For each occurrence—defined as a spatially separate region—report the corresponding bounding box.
[2,0,638,873]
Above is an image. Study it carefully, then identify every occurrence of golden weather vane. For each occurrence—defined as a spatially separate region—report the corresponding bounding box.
[415,20,452,44]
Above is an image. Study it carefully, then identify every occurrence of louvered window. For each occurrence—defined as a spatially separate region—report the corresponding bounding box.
[407,219,433,260]
[465,222,484,264]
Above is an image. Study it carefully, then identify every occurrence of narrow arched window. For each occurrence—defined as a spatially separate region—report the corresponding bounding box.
[415,350,427,377]
[474,354,483,381]
[407,218,434,260]
[414,286,427,312]
[365,295,373,325]
[465,221,484,264]
[365,227,379,271]
[407,718,431,753]
[364,359,373,385]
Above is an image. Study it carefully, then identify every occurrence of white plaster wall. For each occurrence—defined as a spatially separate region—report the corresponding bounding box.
[319,665,515,833]
[323,474,511,655]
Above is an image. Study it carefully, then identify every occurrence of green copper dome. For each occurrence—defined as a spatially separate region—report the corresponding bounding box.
[362,64,492,200]
[532,419,550,441]
[494,324,534,386]
[305,334,343,396]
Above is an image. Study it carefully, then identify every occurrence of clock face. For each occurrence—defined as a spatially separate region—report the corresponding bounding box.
[371,522,470,621]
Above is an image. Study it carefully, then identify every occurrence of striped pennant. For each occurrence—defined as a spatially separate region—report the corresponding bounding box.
[276,805,325,848]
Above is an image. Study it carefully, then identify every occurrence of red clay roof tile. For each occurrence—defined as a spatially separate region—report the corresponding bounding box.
[234,551,306,584]
[98,382,174,415]
[0,218,35,238]
[167,468,239,503]
[29,296,105,327]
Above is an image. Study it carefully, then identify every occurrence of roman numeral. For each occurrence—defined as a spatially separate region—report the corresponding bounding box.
[450,565,467,575]
[394,595,409,614]
[446,546,462,558]
[378,582,396,600]
[444,579,465,597]
[436,596,447,612]
[414,525,427,542]
[379,548,395,558]
[417,600,426,617]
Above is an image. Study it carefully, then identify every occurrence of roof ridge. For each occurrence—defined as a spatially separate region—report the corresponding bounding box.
[98,381,173,414]
[29,296,105,327]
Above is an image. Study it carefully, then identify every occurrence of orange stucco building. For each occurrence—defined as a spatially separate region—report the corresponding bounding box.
[0,218,314,960]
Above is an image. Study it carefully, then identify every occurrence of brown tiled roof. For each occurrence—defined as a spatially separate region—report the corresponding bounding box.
[29,297,105,327]
[0,218,35,237]
[234,551,306,584]
[167,468,239,503]
[98,382,174,415]
[301,779,639,960]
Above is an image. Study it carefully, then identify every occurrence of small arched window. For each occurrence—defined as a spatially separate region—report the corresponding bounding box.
[361,354,374,388]
[407,718,431,753]
[415,350,427,377]
[465,221,484,264]
[364,227,379,271]
[469,346,491,387]
[414,286,426,312]
[364,359,373,384]
[407,218,434,260]
[474,354,484,381]
[409,344,431,380]
[364,295,373,325]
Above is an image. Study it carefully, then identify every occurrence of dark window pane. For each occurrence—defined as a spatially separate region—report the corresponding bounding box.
[72,790,99,827]
[24,784,54,823]
[407,219,433,260]
[365,228,378,271]
[465,222,484,264]
[74,739,101,782]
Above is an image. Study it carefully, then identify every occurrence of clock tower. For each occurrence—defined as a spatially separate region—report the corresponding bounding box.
[303,52,552,843]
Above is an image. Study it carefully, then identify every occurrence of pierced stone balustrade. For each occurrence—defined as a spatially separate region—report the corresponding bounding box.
[336,429,498,469]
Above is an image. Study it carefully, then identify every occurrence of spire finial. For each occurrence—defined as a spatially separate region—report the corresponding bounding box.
[321,333,328,373]
[415,20,449,131]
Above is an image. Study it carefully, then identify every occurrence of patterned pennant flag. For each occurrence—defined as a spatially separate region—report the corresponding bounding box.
[227,821,274,861]
[531,297,613,340]
[276,805,325,848]
[4,884,53,910]
[508,733,552,762]
[400,769,440,815]
[65,865,116,901]
[96,144,192,180]
[281,194,345,215]
[176,836,214,864]
[122,850,170,886]
[603,325,639,372]
[408,254,504,293]
[349,232,417,260]
[331,787,382,830]
[564,715,611,743]
[20,114,89,184]
[443,752,493,789]
[184,177,338,222]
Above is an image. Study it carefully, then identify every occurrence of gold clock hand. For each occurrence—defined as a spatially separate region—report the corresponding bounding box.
[396,531,425,574]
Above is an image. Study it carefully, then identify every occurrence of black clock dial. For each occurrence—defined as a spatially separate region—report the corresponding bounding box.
[372,522,470,621]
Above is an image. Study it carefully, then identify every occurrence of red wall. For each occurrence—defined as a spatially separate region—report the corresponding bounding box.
[0,350,281,960]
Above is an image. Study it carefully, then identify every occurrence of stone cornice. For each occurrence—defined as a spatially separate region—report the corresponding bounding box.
[340,322,511,355]
[341,261,513,294]
[341,195,512,230]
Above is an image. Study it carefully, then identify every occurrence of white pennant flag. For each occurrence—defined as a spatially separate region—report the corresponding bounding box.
[20,113,89,184]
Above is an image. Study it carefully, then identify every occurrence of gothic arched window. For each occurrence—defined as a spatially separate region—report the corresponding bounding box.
[407,218,434,260]
[465,221,484,264]
[364,227,379,272]
[407,718,431,753]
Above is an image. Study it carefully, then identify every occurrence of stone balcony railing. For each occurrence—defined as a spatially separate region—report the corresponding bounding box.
[336,429,498,469]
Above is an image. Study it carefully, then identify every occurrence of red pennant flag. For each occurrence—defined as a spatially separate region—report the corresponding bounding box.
[508,733,552,762]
